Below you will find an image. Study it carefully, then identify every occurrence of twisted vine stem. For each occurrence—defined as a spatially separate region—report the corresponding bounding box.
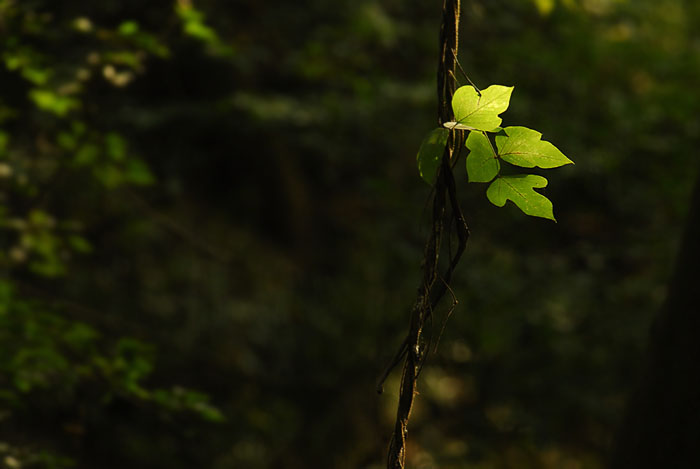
[384,1,469,467]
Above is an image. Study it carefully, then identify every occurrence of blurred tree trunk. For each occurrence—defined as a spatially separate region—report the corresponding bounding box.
[610,166,700,468]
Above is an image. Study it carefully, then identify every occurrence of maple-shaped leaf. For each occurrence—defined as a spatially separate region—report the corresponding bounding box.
[496,126,573,169]
[465,131,500,182]
[486,174,555,220]
[450,85,514,132]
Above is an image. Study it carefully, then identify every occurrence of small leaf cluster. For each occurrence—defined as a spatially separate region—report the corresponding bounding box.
[417,85,573,221]
[0,281,224,423]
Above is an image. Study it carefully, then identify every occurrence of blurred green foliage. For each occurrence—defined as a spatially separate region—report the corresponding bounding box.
[0,0,698,468]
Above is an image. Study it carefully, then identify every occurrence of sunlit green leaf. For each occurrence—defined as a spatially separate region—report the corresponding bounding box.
[466,131,500,182]
[486,174,555,220]
[451,84,514,132]
[29,89,80,116]
[533,0,555,15]
[21,67,51,85]
[416,127,448,184]
[176,3,219,45]
[496,126,573,168]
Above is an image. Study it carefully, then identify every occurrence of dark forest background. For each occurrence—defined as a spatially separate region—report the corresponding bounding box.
[1,0,699,468]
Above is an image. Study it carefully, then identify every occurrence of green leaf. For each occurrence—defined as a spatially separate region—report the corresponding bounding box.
[125,158,155,185]
[74,143,99,165]
[466,131,500,182]
[67,235,93,254]
[416,127,448,184]
[105,132,127,161]
[496,126,573,168]
[486,174,555,220]
[451,85,514,132]
[29,89,80,116]
[118,21,140,36]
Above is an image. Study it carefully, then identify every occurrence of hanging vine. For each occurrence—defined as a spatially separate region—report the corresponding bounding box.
[381,0,573,467]
[381,1,467,468]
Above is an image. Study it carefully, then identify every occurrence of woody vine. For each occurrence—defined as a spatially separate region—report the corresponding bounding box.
[381,1,573,467]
